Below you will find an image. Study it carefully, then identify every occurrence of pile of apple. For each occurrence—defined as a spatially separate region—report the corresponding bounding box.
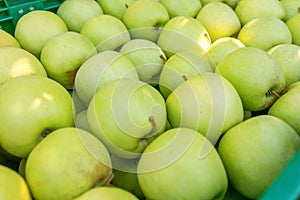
[0,0,300,199]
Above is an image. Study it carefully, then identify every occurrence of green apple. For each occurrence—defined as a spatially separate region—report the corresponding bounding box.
[87,78,167,158]
[200,0,240,9]
[166,72,244,144]
[0,46,47,86]
[216,47,286,111]
[74,186,139,200]
[74,50,139,106]
[157,16,211,58]
[0,75,74,158]
[137,127,228,200]
[218,115,300,199]
[97,0,136,20]
[123,0,170,42]
[56,0,103,32]
[160,0,202,18]
[25,127,113,200]
[0,165,32,200]
[196,2,241,42]
[80,14,130,52]
[268,44,300,88]
[40,31,96,89]
[18,157,27,178]
[75,109,92,133]
[14,10,68,58]
[0,29,20,48]
[279,0,300,21]
[159,51,213,99]
[234,0,286,26]
[204,37,245,71]
[268,81,300,134]
[119,39,167,85]
[237,16,292,51]
[71,89,87,114]
[286,13,300,46]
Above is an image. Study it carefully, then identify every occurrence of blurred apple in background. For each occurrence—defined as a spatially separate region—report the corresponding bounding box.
[157,16,211,58]
[97,0,136,20]
[26,127,113,200]
[268,82,300,134]
[56,0,103,32]
[0,29,20,48]
[74,50,139,106]
[216,47,286,111]
[14,10,68,58]
[137,128,228,200]
[123,0,169,42]
[159,51,213,99]
[286,13,300,46]
[160,0,202,18]
[119,39,167,85]
[237,16,292,51]
[218,115,300,199]
[0,46,47,86]
[40,31,96,89]
[204,37,245,71]
[234,0,286,26]
[196,2,241,42]
[0,76,74,158]
[268,44,300,88]
[280,0,300,21]
[80,14,130,52]
[166,72,244,144]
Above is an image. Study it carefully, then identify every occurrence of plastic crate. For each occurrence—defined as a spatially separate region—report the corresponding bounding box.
[0,0,63,35]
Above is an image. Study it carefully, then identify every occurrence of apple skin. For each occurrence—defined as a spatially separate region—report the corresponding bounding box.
[25,127,113,200]
[0,165,32,200]
[237,16,292,51]
[278,0,300,21]
[0,29,20,48]
[75,109,92,133]
[97,0,136,20]
[56,0,103,32]
[286,13,300,46]
[0,46,47,86]
[160,0,202,18]
[40,31,96,89]
[268,44,300,88]
[14,10,68,58]
[0,75,74,158]
[268,81,300,134]
[215,47,286,111]
[123,0,170,42]
[137,127,228,200]
[196,2,241,42]
[87,78,167,159]
[218,115,300,199]
[200,0,240,9]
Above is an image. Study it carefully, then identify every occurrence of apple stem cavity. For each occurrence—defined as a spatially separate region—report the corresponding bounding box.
[41,129,52,138]
[266,89,281,98]
[125,3,129,8]
[182,75,188,81]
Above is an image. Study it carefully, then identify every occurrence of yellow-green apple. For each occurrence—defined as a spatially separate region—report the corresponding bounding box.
[157,16,211,58]
[137,127,228,200]
[159,51,213,99]
[74,50,139,106]
[74,187,139,200]
[204,37,245,71]
[80,14,130,52]
[56,0,103,32]
[123,0,170,42]
[18,157,27,178]
[40,31,96,89]
[0,29,20,48]
[0,75,74,158]
[25,127,113,200]
[216,47,286,111]
[278,0,300,21]
[268,44,300,88]
[0,165,32,200]
[87,78,167,158]
[218,115,300,199]
[97,0,136,20]
[0,46,47,86]
[237,16,292,51]
[119,39,167,85]
[14,10,68,58]
[196,2,241,42]
[286,13,300,46]
[200,0,240,9]
[268,82,300,134]
[75,109,92,133]
[234,0,286,26]
[166,72,244,144]
[160,0,202,18]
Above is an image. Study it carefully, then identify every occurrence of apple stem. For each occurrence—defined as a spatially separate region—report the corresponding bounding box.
[160,54,167,63]
[147,115,158,137]
[182,75,188,81]
[104,173,115,186]
[125,3,129,8]
[266,89,281,98]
